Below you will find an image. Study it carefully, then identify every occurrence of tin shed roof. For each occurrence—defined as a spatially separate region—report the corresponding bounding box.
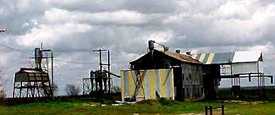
[232,51,262,63]
[163,50,201,64]
[131,49,201,64]
[192,51,262,64]
[192,52,234,64]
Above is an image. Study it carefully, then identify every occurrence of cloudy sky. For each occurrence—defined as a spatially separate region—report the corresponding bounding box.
[1,0,275,97]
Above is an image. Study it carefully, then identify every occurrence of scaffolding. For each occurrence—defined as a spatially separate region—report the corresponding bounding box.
[13,48,54,98]
[82,49,120,97]
[220,63,273,98]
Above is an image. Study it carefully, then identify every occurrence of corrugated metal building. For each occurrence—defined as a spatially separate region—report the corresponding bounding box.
[192,51,263,77]
[192,51,272,97]
[121,69,175,101]
[122,41,271,101]
[125,49,220,101]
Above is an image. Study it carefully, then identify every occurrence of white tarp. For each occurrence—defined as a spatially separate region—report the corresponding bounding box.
[232,51,262,63]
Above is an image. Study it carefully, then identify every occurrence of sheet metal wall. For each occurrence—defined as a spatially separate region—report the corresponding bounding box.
[182,63,204,98]
[232,62,261,74]
[220,62,263,76]
[121,69,174,101]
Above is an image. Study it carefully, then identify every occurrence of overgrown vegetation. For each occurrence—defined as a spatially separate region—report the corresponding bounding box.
[1,99,275,115]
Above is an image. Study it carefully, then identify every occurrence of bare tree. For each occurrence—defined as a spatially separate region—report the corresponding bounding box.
[0,70,5,99]
[111,86,121,93]
[52,82,58,96]
[65,84,80,96]
[0,86,5,100]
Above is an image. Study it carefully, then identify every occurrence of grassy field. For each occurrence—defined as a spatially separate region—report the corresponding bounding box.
[1,99,275,115]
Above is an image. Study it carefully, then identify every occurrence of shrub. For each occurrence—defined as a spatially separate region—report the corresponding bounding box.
[65,84,80,96]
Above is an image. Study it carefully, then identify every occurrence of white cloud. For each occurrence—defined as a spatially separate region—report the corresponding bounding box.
[1,0,275,96]
[90,10,148,25]
[43,8,148,25]
[17,23,92,47]
[245,42,273,54]
[214,0,252,19]
[146,31,174,43]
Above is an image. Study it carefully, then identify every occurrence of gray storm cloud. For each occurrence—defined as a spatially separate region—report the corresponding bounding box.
[1,0,275,96]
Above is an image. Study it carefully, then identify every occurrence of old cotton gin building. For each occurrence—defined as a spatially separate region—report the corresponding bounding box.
[121,40,220,101]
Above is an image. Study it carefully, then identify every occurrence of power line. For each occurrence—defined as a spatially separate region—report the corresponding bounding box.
[0,43,32,54]
[0,40,176,66]
[54,58,97,65]
[0,43,98,65]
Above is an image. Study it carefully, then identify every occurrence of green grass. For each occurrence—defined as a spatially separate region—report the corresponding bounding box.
[1,99,275,115]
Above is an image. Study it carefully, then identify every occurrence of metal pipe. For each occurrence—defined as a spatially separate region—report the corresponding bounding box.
[82,79,84,95]
[257,61,260,88]
[108,50,111,94]
[230,64,233,86]
[99,49,102,72]
[51,51,54,97]
[12,79,16,98]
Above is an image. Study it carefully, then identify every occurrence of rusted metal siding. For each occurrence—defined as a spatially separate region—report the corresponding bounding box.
[121,69,175,101]
[181,63,204,99]
[232,62,263,74]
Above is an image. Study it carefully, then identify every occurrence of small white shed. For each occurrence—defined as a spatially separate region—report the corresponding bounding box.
[231,51,263,74]
[193,51,264,76]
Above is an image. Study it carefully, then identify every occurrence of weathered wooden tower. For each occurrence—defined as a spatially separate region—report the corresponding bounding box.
[13,48,54,98]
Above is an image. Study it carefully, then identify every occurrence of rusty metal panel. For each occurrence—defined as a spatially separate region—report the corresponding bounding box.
[121,69,174,101]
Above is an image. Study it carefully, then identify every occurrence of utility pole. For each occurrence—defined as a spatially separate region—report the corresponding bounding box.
[93,49,111,94]
[93,49,110,73]
[40,49,54,97]
[39,42,54,92]
[0,28,6,95]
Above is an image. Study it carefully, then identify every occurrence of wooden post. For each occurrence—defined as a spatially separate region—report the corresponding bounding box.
[205,106,208,115]
[209,106,212,115]
[221,104,224,115]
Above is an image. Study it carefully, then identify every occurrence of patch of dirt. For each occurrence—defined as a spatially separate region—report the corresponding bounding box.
[74,108,88,112]
[133,113,203,115]
[180,113,203,115]
[224,100,264,105]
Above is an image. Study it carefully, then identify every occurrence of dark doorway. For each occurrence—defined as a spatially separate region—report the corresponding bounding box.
[174,67,184,100]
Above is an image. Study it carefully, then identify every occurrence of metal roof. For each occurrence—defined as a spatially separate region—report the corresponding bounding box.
[16,68,47,74]
[192,52,234,64]
[232,51,262,63]
[15,68,49,82]
[163,50,201,64]
[131,49,201,64]
[192,51,262,64]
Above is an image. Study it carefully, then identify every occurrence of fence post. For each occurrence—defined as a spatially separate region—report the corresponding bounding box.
[221,104,224,115]
[209,106,212,115]
[205,106,208,115]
